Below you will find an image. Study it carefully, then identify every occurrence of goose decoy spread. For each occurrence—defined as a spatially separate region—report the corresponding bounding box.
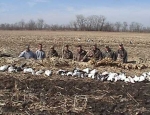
[0,64,150,83]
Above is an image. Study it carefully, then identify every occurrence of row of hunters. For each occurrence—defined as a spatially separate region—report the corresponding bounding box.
[18,44,127,63]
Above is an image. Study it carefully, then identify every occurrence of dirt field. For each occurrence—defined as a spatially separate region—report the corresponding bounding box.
[0,31,150,114]
[1,30,150,75]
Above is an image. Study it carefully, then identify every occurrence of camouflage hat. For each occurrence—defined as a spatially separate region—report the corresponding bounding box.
[93,44,97,47]
[65,44,69,47]
[77,45,82,48]
[105,45,109,48]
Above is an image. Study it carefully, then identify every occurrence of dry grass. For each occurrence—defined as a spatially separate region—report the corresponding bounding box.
[0,30,150,76]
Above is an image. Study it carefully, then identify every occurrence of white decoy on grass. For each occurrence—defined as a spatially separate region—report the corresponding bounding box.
[107,73,117,81]
[8,66,17,73]
[133,75,139,82]
[118,73,126,81]
[45,70,52,77]
[35,69,44,75]
[0,65,9,72]
[124,77,130,83]
[138,75,146,82]
[56,69,68,76]
[82,68,91,74]
[67,71,73,76]
[72,71,82,77]
[146,75,150,81]
[128,76,135,83]
[90,69,98,75]
[23,68,35,75]
[102,71,109,76]
[88,73,95,79]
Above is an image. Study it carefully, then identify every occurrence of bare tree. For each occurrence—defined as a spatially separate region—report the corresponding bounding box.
[27,20,36,30]
[122,22,128,32]
[76,15,86,31]
[0,14,149,32]
[37,19,44,30]
[18,20,25,30]
[115,22,122,32]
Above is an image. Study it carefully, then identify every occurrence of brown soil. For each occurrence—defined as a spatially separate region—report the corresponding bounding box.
[0,74,150,115]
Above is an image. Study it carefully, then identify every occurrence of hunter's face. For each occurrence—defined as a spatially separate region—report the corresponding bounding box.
[77,47,81,52]
[119,46,123,50]
[92,46,96,50]
[105,48,109,51]
[64,46,68,51]
[26,47,30,52]
[39,45,42,50]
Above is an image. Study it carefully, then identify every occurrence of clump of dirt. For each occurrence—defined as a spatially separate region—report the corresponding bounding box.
[0,74,149,114]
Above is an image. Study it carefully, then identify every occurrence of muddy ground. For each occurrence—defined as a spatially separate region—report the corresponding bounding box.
[0,74,150,115]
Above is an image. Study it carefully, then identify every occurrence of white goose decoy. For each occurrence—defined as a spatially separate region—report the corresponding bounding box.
[124,77,130,83]
[107,73,117,81]
[138,75,145,82]
[0,65,9,72]
[146,75,150,81]
[72,71,82,77]
[35,69,44,75]
[56,69,67,76]
[87,69,98,79]
[128,76,135,83]
[90,69,98,75]
[67,71,73,76]
[142,72,148,77]
[23,68,35,75]
[8,66,16,73]
[147,72,150,76]
[88,73,95,79]
[133,75,139,82]
[82,68,91,74]
[45,70,52,77]
[118,73,126,81]
[102,71,109,76]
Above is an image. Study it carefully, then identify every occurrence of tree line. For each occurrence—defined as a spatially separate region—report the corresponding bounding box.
[0,14,150,32]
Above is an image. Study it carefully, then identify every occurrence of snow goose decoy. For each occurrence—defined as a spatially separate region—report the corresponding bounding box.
[87,69,98,79]
[72,71,82,77]
[128,76,135,83]
[82,68,91,74]
[0,65,9,72]
[124,77,130,83]
[146,75,150,81]
[133,75,139,82]
[35,69,44,76]
[107,72,118,82]
[23,68,35,75]
[118,73,126,81]
[66,71,73,76]
[45,70,52,77]
[101,71,109,81]
[15,63,26,72]
[138,75,146,82]
[56,69,68,76]
[8,65,17,73]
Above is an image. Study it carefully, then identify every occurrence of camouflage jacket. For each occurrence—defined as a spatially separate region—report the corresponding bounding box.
[87,48,103,60]
[48,50,58,57]
[103,49,115,60]
[116,49,127,63]
[63,50,73,59]
[75,49,87,61]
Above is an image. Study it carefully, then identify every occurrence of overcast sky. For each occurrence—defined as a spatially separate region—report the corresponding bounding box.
[0,0,150,26]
